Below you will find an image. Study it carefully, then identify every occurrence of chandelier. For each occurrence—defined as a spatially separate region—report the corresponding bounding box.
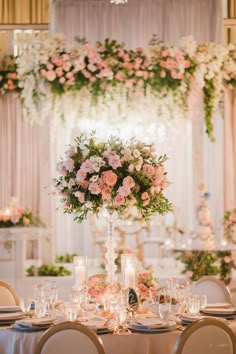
[110,0,127,4]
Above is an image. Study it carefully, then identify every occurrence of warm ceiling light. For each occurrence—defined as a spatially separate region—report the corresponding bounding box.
[110,0,128,4]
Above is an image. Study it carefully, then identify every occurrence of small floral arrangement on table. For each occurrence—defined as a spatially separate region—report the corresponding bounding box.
[137,270,158,303]
[223,209,236,244]
[54,132,171,222]
[0,206,44,228]
[87,275,120,303]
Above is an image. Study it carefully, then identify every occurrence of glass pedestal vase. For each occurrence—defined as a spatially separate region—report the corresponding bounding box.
[103,209,118,284]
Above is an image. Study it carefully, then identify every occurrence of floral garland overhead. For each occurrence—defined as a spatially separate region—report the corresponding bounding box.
[0,35,235,141]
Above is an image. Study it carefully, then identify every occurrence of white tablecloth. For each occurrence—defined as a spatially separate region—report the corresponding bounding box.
[0,321,235,354]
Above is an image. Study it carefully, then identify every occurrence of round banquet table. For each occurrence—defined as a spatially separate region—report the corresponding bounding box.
[0,321,236,354]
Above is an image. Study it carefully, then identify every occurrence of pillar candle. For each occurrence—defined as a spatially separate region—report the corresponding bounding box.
[124,264,136,289]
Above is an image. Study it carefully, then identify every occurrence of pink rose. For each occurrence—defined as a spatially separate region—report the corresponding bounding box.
[137,283,149,299]
[23,217,30,226]
[66,72,73,79]
[160,70,166,78]
[81,160,94,173]
[141,192,149,200]
[123,176,135,188]
[40,69,47,77]
[89,183,101,195]
[59,77,65,84]
[108,154,121,169]
[142,164,155,178]
[118,186,131,197]
[90,76,97,83]
[46,62,54,70]
[102,170,117,187]
[46,70,56,81]
[82,70,92,79]
[223,256,231,263]
[114,194,125,206]
[101,186,111,201]
[161,50,168,57]
[55,67,63,77]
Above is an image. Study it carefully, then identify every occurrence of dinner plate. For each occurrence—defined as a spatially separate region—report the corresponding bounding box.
[205,303,232,309]
[0,306,22,313]
[15,317,56,327]
[129,320,177,333]
[201,307,236,316]
[11,324,51,332]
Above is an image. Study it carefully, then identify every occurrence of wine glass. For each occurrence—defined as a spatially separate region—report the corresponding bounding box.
[159,303,171,323]
[20,298,32,318]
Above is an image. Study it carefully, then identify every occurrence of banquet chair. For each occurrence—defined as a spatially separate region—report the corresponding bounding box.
[34,321,106,354]
[174,318,236,354]
[193,276,232,304]
[0,280,19,305]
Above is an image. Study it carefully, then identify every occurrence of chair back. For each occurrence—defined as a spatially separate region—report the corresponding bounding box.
[34,321,105,354]
[0,280,19,305]
[193,276,232,303]
[174,318,236,354]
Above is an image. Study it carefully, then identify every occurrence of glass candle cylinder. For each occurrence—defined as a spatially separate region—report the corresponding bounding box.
[73,256,87,289]
[121,254,137,289]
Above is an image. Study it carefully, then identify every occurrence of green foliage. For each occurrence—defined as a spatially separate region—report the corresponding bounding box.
[55,253,79,263]
[26,264,72,276]
[175,250,236,285]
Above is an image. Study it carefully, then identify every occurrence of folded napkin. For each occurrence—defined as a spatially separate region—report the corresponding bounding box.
[15,317,56,327]
[0,306,21,313]
[86,316,107,329]
[134,317,171,329]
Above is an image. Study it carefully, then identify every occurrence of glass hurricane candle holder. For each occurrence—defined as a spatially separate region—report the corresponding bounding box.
[73,256,87,290]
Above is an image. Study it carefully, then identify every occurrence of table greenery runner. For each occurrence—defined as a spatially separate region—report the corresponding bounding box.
[54,132,171,222]
[1,35,236,141]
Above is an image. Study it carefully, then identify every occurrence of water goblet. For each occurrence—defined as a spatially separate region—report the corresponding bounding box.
[188,297,201,316]
[34,300,47,318]
[20,298,32,318]
[65,302,79,321]
[159,302,171,323]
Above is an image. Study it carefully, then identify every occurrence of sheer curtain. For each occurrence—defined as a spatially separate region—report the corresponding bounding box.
[0,94,52,227]
[50,0,224,255]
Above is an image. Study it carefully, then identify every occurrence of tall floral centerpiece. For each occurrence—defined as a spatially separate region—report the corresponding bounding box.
[54,132,171,283]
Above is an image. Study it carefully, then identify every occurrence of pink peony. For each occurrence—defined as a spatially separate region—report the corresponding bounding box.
[89,183,101,195]
[102,170,117,187]
[108,154,121,169]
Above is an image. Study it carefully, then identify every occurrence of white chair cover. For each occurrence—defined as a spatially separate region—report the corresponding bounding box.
[193,276,232,303]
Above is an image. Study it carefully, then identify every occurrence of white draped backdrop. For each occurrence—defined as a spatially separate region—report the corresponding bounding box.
[1,0,233,261]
